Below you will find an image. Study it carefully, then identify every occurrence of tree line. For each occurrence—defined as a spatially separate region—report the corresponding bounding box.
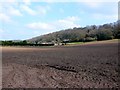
[0,40,54,46]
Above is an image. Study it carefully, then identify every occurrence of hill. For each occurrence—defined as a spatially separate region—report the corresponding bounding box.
[27,20,120,45]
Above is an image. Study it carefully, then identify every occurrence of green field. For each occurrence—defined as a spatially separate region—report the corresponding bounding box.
[66,39,118,46]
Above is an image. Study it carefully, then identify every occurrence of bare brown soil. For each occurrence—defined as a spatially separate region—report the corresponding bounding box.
[2,40,119,88]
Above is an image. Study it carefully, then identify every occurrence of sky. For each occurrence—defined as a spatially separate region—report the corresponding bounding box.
[0,0,119,40]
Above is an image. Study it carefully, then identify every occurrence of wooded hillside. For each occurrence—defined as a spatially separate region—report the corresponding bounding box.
[28,20,120,44]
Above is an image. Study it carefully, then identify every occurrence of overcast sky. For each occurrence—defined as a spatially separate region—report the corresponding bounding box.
[0,0,118,40]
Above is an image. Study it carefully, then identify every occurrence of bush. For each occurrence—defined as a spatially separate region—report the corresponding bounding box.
[96,29,113,41]
[85,37,96,42]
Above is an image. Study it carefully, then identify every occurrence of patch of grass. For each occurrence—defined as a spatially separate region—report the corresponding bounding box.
[67,42,84,45]
[65,39,119,46]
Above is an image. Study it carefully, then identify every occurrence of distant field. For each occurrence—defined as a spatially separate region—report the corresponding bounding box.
[2,39,119,88]
[66,39,118,46]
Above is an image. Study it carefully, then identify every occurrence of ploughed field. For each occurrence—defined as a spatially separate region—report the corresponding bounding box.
[2,40,119,88]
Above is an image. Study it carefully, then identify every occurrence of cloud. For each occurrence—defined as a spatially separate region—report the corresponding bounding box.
[0,4,22,24]
[57,16,80,29]
[26,16,80,36]
[81,0,118,9]
[20,5,36,15]
[82,2,103,8]
[0,0,16,2]
[26,22,55,30]
[7,7,23,16]
[20,5,50,16]
[37,6,50,15]
[80,0,108,8]
[66,16,80,22]
[26,16,80,32]
[22,0,31,6]
[0,1,22,17]
[0,13,12,23]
